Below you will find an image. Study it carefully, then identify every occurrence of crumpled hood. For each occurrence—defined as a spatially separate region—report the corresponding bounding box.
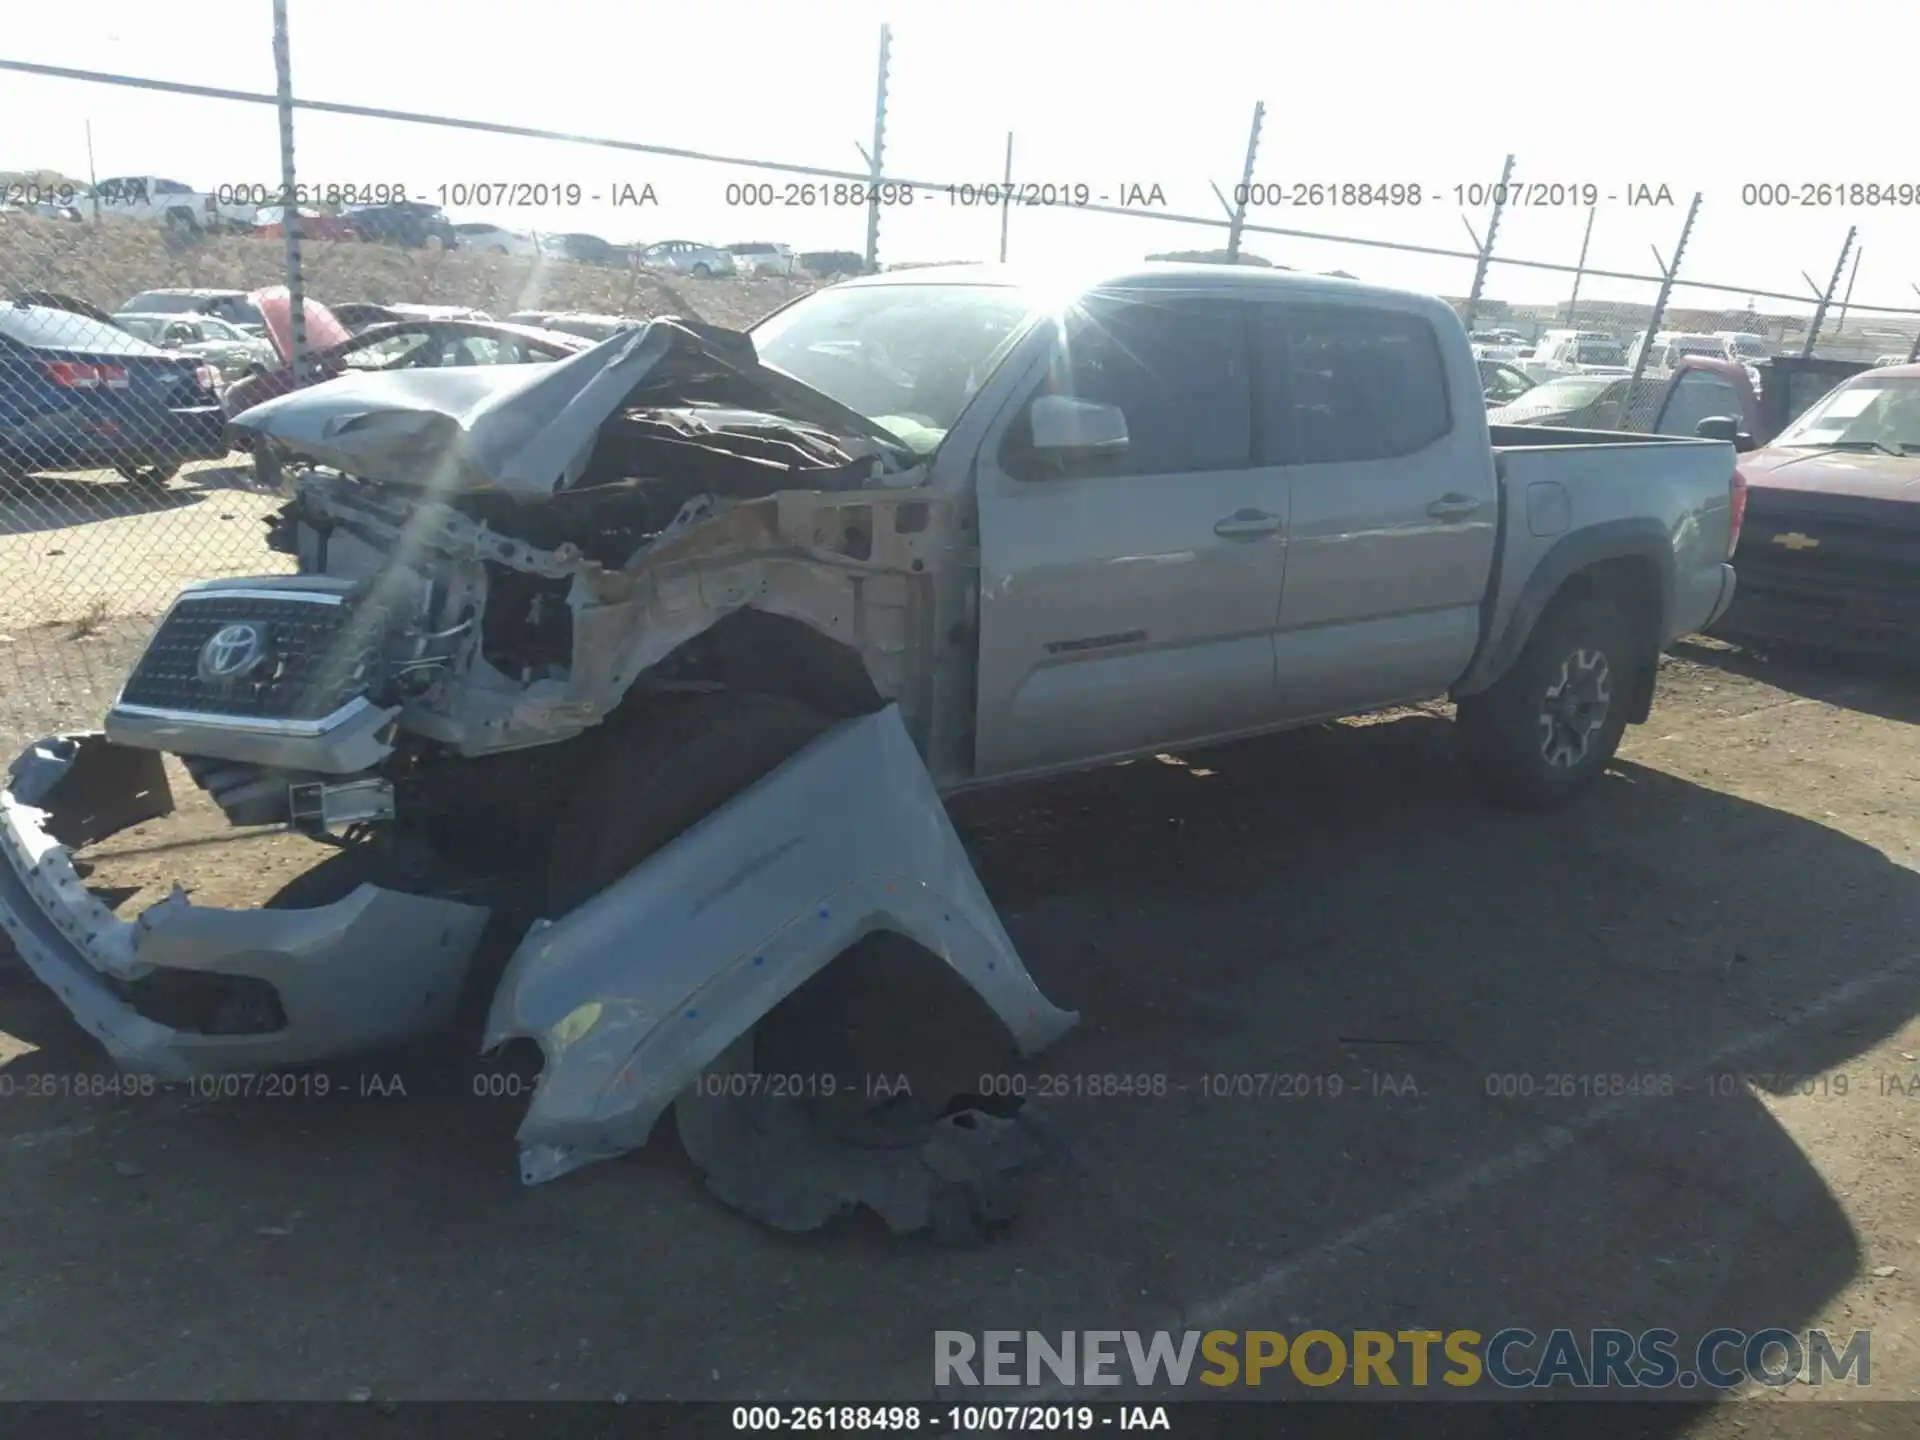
[227,318,909,499]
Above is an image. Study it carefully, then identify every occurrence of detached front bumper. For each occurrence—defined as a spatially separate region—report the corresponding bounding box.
[0,734,490,1080]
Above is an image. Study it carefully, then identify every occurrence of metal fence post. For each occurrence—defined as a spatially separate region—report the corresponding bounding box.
[1908,286,1920,364]
[272,0,307,383]
[1801,226,1856,358]
[1624,191,1702,401]
[1225,102,1264,264]
[998,132,1013,263]
[1564,205,1595,326]
[863,23,891,275]
[1833,244,1863,336]
[1458,153,1514,334]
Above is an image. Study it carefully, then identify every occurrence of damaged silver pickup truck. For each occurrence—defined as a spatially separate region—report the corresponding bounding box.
[0,264,1742,1237]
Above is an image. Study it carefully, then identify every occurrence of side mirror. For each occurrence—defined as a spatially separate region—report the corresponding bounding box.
[1029,394,1130,459]
[1695,414,1756,451]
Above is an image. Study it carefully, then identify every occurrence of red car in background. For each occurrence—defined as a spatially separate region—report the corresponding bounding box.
[251,206,359,242]
[224,294,593,447]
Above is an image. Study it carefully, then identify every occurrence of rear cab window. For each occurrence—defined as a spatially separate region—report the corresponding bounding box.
[1258,303,1452,463]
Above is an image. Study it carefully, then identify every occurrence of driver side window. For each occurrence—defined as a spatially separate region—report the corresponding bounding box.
[1002,296,1252,480]
[343,329,432,369]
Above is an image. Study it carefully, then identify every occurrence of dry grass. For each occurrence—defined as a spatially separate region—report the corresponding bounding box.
[0,213,820,329]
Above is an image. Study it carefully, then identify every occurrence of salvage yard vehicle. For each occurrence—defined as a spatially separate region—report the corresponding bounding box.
[1711,362,1920,662]
[113,312,279,383]
[0,301,228,486]
[0,265,1743,1238]
[221,314,591,422]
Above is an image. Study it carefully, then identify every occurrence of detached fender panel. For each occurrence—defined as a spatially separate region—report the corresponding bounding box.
[1455,518,1676,697]
[484,704,1078,1186]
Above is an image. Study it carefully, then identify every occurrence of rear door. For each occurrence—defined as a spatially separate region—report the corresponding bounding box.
[972,291,1288,777]
[1259,299,1497,719]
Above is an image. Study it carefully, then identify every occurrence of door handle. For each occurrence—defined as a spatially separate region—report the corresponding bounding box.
[1213,509,1285,539]
[1427,494,1484,520]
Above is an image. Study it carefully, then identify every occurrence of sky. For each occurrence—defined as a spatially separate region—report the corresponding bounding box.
[6,0,1920,328]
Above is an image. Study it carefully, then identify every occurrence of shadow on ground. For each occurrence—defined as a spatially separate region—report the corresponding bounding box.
[1674,634,1920,726]
[0,708,1912,1408]
[0,459,263,538]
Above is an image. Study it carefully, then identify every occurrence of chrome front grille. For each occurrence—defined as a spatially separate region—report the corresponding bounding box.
[116,589,381,724]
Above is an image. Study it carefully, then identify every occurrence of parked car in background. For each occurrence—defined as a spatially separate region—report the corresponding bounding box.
[451,223,542,257]
[504,311,641,342]
[1478,358,1536,407]
[1712,331,1773,364]
[1493,356,1763,440]
[113,312,279,382]
[1520,336,1631,383]
[1628,332,1734,372]
[1876,352,1914,368]
[88,175,255,232]
[10,290,116,325]
[120,288,268,336]
[799,250,868,278]
[637,240,736,277]
[726,242,799,277]
[251,205,357,242]
[343,201,459,249]
[222,317,592,425]
[1710,363,1920,663]
[0,301,227,485]
[542,232,630,266]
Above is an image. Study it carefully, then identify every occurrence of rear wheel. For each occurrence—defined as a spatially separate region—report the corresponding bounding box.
[1456,592,1637,810]
[691,262,713,278]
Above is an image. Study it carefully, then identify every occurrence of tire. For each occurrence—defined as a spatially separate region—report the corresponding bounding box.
[1455,591,1637,811]
[691,262,713,279]
[544,690,1047,1240]
[545,691,833,915]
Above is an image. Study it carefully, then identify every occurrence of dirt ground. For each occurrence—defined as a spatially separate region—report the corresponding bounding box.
[1,642,1919,1436]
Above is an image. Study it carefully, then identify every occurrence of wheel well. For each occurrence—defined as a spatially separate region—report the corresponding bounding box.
[638,609,885,720]
[1550,555,1664,723]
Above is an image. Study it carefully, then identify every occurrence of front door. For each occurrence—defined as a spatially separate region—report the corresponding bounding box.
[973,292,1289,778]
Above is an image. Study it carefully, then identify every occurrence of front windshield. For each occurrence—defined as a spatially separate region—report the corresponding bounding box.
[750,283,1037,454]
[1773,376,1920,453]
[1517,376,1616,408]
[115,316,163,342]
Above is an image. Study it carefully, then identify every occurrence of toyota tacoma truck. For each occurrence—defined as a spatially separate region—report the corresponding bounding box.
[0,265,1742,1237]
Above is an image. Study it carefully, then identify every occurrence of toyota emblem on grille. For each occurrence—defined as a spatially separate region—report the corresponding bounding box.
[198,622,268,681]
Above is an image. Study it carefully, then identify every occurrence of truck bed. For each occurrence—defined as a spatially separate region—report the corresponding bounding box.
[1454,427,1739,695]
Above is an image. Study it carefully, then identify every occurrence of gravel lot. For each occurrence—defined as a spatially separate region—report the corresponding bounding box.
[1,639,1917,1437]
